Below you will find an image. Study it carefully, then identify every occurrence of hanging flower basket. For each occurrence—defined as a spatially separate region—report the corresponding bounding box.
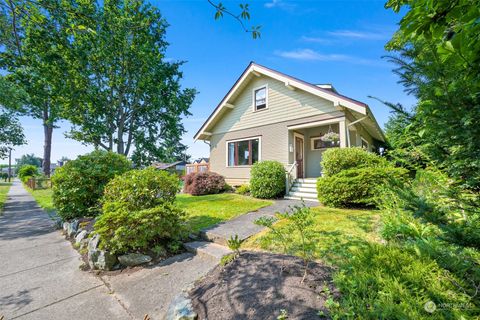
[320,131,340,142]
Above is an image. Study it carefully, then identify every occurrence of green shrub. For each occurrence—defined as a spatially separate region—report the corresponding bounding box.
[94,204,185,254]
[317,167,408,208]
[321,147,388,177]
[95,167,185,254]
[250,161,285,199]
[18,165,37,180]
[102,167,179,212]
[235,184,250,195]
[52,151,131,220]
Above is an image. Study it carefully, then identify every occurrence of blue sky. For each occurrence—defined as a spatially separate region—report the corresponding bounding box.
[2,0,415,164]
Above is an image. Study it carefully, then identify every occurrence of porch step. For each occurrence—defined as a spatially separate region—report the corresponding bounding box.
[290,186,317,193]
[286,191,319,200]
[183,241,232,260]
[286,177,319,202]
[284,196,319,202]
[296,178,318,184]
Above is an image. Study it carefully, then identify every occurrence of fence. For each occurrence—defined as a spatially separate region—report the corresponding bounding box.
[185,163,210,175]
[26,177,52,190]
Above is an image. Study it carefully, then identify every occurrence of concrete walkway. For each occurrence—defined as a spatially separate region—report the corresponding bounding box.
[201,199,315,245]
[0,181,218,320]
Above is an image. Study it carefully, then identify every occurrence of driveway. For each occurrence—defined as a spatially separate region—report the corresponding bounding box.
[0,181,218,320]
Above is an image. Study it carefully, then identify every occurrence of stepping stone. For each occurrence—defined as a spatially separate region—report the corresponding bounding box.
[183,241,232,260]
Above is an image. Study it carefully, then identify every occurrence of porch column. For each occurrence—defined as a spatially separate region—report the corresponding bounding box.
[339,120,347,148]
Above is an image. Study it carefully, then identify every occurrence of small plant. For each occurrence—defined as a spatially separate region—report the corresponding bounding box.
[277,309,288,320]
[235,184,250,195]
[220,253,235,266]
[279,202,315,283]
[227,234,243,257]
[254,215,289,270]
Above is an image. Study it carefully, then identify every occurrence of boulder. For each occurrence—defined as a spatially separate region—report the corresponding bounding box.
[165,293,197,320]
[118,253,152,267]
[66,220,79,238]
[75,230,89,245]
[88,249,117,270]
[88,233,100,251]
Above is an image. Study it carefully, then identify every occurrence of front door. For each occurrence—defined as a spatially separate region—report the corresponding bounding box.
[295,135,304,178]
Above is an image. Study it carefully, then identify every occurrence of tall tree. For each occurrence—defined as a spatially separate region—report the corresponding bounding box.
[0,0,71,176]
[385,0,480,189]
[15,153,42,168]
[63,0,196,166]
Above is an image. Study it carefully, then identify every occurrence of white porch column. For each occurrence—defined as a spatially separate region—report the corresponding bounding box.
[339,120,347,148]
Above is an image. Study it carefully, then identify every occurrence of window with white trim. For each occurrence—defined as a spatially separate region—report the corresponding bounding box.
[254,87,267,111]
[227,138,260,166]
[311,137,340,150]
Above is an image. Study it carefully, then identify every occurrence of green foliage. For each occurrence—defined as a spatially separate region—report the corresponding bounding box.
[94,204,186,254]
[320,147,388,177]
[18,165,37,181]
[317,167,408,208]
[277,309,288,320]
[235,184,250,195]
[220,253,235,266]
[95,167,184,254]
[15,154,42,170]
[384,0,480,189]
[102,167,180,212]
[250,161,285,199]
[0,172,8,181]
[52,151,131,220]
[0,106,26,159]
[61,0,196,166]
[226,234,243,257]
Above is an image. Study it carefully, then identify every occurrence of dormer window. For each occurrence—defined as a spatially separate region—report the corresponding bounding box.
[254,86,267,111]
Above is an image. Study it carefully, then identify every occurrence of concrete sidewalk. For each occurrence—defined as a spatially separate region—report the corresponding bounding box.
[0,181,219,320]
[0,181,131,320]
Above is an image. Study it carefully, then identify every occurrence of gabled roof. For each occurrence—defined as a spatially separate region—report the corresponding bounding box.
[194,62,384,142]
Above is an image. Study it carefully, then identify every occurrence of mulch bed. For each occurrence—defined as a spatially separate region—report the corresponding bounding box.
[189,251,339,320]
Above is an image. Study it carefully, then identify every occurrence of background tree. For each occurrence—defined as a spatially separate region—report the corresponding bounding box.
[0,0,73,176]
[15,153,42,168]
[384,0,480,189]
[63,0,196,166]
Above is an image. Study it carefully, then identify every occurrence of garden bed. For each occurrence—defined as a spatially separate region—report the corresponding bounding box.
[189,251,338,320]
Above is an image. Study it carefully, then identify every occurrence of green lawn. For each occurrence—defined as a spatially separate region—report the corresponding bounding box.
[28,188,55,212]
[243,205,380,264]
[177,193,272,233]
[0,181,12,214]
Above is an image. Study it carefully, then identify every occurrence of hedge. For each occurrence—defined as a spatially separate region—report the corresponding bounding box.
[250,161,285,199]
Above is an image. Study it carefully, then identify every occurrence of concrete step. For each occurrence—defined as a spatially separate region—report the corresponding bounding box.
[296,178,318,183]
[284,196,319,202]
[183,241,232,260]
[287,191,319,199]
[290,186,317,193]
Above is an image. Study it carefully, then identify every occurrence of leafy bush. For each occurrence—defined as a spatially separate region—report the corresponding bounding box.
[235,184,250,195]
[52,151,131,220]
[321,147,388,177]
[250,161,285,199]
[18,165,37,180]
[102,167,179,211]
[317,167,408,208]
[1,172,8,181]
[94,204,185,254]
[183,172,226,196]
[95,168,185,254]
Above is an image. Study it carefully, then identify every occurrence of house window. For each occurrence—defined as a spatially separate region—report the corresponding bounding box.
[227,137,260,166]
[311,137,340,150]
[254,86,267,111]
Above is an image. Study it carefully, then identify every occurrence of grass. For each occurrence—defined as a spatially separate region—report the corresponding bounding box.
[27,187,55,212]
[0,181,12,214]
[243,205,380,264]
[177,193,273,233]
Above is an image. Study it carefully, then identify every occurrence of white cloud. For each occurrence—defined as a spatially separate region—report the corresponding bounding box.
[275,48,384,66]
[327,30,389,41]
[264,0,296,10]
[300,36,333,44]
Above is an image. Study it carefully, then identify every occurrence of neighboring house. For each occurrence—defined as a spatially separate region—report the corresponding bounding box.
[152,160,187,175]
[194,62,385,200]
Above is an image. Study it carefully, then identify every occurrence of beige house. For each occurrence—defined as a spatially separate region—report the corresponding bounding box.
[194,62,385,200]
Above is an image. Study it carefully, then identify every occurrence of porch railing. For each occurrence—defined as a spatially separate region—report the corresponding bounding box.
[285,162,298,195]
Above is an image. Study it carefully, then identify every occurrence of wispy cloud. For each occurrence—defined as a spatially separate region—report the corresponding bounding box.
[327,30,390,41]
[274,48,384,66]
[264,0,296,11]
[300,36,333,45]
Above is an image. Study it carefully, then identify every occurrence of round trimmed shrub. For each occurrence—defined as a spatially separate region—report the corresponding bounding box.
[321,147,388,177]
[52,151,131,220]
[317,166,408,208]
[183,172,226,196]
[18,165,37,182]
[235,184,250,195]
[250,161,286,199]
[102,167,180,212]
[95,167,185,254]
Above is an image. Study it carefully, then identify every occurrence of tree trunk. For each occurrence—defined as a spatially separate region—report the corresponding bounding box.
[43,123,53,177]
